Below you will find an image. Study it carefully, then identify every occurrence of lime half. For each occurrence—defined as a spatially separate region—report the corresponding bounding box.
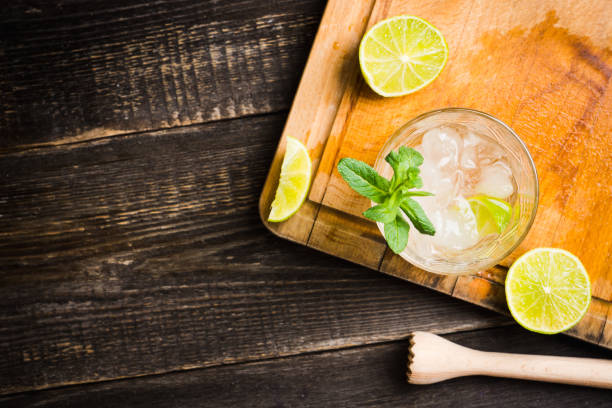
[468,195,512,235]
[506,248,591,334]
[359,15,448,97]
[268,137,312,222]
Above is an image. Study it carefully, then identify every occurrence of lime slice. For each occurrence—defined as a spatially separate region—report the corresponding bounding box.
[467,195,512,234]
[506,248,591,334]
[268,137,312,222]
[359,15,448,97]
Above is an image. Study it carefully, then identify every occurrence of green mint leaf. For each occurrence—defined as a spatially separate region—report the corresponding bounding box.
[364,189,402,223]
[363,204,396,224]
[337,158,390,203]
[401,198,436,235]
[386,148,424,190]
[398,146,423,167]
[402,190,434,197]
[384,150,401,171]
[410,177,423,189]
[385,151,404,190]
[403,167,423,189]
[384,215,410,254]
[386,188,402,209]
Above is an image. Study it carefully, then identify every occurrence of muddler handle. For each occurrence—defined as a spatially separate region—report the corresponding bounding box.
[408,331,612,389]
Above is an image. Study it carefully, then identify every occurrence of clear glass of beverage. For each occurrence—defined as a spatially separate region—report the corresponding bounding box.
[373,108,538,275]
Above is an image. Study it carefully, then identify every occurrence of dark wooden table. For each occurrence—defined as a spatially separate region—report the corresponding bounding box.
[1,1,611,406]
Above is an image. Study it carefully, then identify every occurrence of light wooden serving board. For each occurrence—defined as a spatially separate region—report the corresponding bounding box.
[260,0,612,348]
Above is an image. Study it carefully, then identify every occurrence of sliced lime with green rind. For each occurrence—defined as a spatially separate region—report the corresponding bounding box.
[468,195,512,234]
[268,137,312,222]
[506,248,591,334]
[359,15,448,97]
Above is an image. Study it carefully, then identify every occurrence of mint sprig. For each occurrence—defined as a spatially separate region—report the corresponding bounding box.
[337,147,436,254]
[336,158,390,203]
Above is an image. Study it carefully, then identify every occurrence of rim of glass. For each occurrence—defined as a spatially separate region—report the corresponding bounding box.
[374,107,539,272]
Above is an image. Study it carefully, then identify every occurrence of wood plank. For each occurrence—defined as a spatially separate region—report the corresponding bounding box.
[567,298,610,345]
[313,0,612,301]
[379,250,457,295]
[3,326,611,406]
[0,113,510,394]
[0,0,326,150]
[602,306,612,347]
[259,0,376,239]
[307,205,387,270]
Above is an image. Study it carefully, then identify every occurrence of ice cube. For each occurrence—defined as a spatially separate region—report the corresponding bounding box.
[475,162,514,199]
[460,146,477,170]
[431,197,480,251]
[405,197,480,255]
[421,126,462,172]
[405,198,441,257]
[463,131,482,148]
[476,135,505,162]
[419,161,456,207]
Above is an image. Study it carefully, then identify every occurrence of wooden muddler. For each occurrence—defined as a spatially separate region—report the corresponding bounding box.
[407,332,612,389]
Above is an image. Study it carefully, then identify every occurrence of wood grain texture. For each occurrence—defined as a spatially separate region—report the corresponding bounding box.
[259,0,375,241]
[3,0,611,402]
[0,113,510,394]
[3,326,611,407]
[307,206,387,270]
[0,0,325,150]
[259,0,612,349]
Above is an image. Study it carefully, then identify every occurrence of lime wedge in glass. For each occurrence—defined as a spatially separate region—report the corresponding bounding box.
[268,137,312,222]
[467,195,512,234]
[506,248,591,334]
[359,15,448,97]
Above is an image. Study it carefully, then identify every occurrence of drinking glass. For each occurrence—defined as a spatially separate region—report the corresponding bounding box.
[373,108,539,275]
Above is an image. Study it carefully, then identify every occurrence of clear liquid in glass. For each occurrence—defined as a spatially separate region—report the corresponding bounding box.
[382,124,517,261]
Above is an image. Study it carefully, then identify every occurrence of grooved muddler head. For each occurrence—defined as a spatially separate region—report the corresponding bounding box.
[407,331,476,384]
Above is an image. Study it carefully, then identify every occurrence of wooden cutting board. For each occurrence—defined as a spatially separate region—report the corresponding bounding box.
[260,0,612,348]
